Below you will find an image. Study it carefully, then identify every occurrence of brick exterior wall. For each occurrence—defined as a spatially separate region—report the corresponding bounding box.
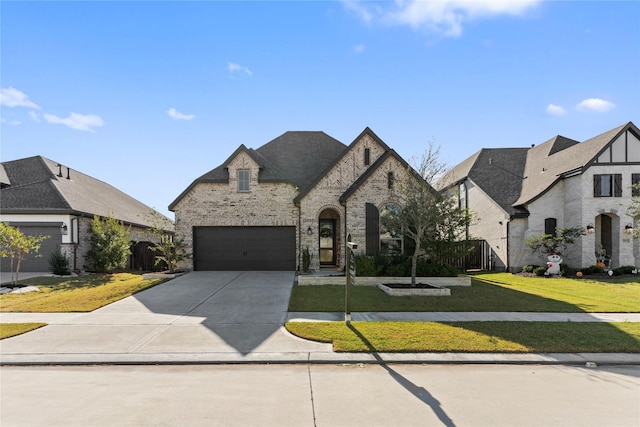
[173,132,411,271]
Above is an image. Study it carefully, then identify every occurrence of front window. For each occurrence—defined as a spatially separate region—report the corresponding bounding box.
[238,170,250,192]
[380,203,402,255]
[594,174,622,198]
[544,218,557,235]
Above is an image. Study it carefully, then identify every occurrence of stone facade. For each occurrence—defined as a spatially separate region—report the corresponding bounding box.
[172,129,417,271]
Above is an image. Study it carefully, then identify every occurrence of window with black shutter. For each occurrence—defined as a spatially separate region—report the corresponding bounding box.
[594,174,622,197]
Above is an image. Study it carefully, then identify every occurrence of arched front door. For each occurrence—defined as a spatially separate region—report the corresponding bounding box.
[319,208,341,266]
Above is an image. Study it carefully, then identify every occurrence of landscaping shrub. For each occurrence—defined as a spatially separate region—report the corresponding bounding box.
[559,264,574,277]
[354,253,459,277]
[533,266,547,276]
[355,254,382,277]
[582,265,604,275]
[613,265,636,275]
[48,251,70,275]
[302,247,311,273]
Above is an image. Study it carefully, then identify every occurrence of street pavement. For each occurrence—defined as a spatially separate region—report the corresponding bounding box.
[1,271,639,366]
[2,364,639,427]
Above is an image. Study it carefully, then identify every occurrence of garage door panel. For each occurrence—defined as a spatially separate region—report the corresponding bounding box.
[194,226,295,271]
[0,224,62,272]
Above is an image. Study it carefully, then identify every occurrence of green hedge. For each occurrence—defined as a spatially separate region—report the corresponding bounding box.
[354,254,459,277]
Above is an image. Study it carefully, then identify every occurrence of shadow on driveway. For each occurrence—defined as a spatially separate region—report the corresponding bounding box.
[1,271,330,357]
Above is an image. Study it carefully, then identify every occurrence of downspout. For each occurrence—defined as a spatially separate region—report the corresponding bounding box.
[506,219,510,273]
[297,203,302,272]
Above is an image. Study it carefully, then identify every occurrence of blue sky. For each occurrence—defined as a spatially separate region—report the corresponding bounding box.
[2,1,638,219]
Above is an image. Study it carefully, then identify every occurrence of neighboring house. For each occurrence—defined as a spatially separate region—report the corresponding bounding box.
[437,121,640,272]
[170,128,422,271]
[0,156,173,272]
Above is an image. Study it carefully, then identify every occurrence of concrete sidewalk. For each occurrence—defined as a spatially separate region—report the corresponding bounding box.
[1,271,639,366]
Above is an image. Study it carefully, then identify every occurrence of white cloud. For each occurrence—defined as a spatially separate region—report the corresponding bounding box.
[44,112,105,133]
[0,86,41,109]
[343,0,541,37]
[167,108,195,121]
[29,111,41,122]
[546,104,566,116]
[228,62,253,76]
[576,98,615,113]
[0,117,21,125]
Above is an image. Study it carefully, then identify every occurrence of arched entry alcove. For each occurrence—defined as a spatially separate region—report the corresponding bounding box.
[595,213,620,268]
[318,208,341,267]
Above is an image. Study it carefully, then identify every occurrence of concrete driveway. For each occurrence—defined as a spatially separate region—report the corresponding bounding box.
[0,271,331,364]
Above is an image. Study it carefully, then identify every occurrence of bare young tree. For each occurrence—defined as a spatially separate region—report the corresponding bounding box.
[383,141,472,286]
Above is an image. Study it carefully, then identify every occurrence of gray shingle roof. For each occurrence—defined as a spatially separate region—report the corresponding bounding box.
[513,122,632,206]
[438,122,638,216]
[437,148,529,217]
[170,131,346,210]
[1,156,171,229]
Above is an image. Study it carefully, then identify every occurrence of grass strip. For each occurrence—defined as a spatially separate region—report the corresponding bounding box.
[0,273,167,312]
[289,273,640,313]
[0,323,46,339]
[285,321,640,353]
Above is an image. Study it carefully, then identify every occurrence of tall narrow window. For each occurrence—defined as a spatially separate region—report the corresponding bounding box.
[364,148,370,166]
[238,170,250,192]
[380,203,402,255]
[544,218,557,236]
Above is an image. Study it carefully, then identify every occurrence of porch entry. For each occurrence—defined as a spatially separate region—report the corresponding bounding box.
[318,208,341,266]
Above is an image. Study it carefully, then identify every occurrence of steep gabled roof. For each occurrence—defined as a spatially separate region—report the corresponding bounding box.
[169,131,346,210]
[0,156,170,229]
[293,127,389,204]
[436,148,529,217]
[340,150,404,202]
[513,122,631,206]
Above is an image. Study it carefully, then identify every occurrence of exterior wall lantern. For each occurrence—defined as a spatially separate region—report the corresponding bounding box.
[625,224,634,234]
[586,224,595,234]
[61,223,68,235]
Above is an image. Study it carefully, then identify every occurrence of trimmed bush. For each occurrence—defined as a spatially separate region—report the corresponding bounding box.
[48,251,70,275]
[613,265,636,275]
[533,266,547,276]
[582,265,604,275]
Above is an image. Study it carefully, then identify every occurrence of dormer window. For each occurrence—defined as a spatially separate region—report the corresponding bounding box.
[238,170,250,192]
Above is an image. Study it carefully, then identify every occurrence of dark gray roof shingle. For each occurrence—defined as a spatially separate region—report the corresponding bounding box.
[170,131,346,210]
[1,156,170,228]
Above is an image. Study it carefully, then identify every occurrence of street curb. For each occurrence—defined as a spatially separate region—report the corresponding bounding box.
[2,352,639,367]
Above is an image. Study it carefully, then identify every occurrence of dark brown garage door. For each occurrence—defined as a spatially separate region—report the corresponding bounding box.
[0,223,62,272]
[193,226,296,271]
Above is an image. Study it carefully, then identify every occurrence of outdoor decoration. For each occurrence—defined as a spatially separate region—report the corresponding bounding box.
[546,253,563,275]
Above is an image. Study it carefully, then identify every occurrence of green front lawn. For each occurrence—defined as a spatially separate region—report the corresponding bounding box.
[0,323,46,339]
[0,273,167,312]
[285,321,640,353]
[289,273,640,313]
